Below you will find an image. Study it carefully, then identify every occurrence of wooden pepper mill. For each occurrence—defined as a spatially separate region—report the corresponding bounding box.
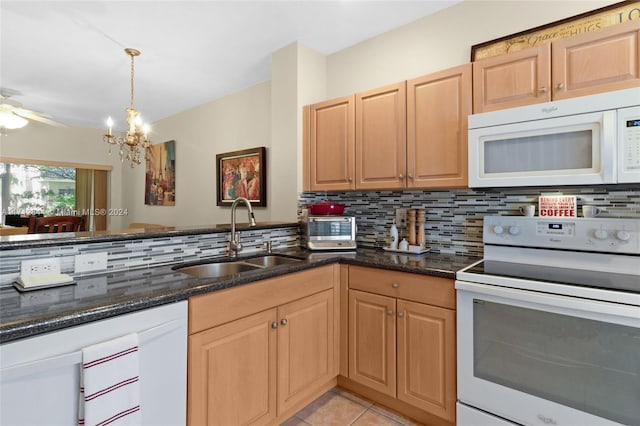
[416,209,426,248]
[407,209,416,245]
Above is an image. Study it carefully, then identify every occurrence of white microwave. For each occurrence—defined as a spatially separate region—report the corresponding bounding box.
[468,88,640,187]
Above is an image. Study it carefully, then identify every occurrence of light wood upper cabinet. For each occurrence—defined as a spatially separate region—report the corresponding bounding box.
[473,20,640,113]
[408,63,472,188]
[304,65,471,191]
[473,45,551,113]
[552,19,640,100]
[356,82,407,190]
[305,96,355,191]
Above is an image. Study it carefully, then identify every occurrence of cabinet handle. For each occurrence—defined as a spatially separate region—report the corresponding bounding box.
[386,309,394,316]
[348,177,353,182]
[398,312,405,318]
[556,83,564,90]
[280,318,288,326]
[271,321,279,329]
[391,282,399,288]
[399,174,404,179]
[538,86,547,93]
[408,174,414,179]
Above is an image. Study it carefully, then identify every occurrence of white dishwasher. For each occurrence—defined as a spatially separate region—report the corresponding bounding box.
[1,301,187,426]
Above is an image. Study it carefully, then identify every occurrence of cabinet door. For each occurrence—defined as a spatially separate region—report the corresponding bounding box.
[355,82,406,190]
[348,289,396,397]
[308,96,355,191]
[277,289,335,415]
[472,44,551,113]
[188,309,277,426]
[407,64,471,188]
[397,299,456,422]
[552,19,640,100]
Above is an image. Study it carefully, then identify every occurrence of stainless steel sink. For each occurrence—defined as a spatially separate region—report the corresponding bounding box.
[242,255,302,268]
[174,255,302,278]
[175,261,261,278]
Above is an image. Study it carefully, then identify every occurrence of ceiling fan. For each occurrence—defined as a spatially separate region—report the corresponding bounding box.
[0,89,63,130]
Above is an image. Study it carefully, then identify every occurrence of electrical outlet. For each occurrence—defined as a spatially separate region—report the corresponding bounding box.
[74,252,108,273]
[21,258,61,276]
[395,208,408,228]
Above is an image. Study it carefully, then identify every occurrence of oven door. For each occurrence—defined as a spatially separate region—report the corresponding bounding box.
[456,280,640,426]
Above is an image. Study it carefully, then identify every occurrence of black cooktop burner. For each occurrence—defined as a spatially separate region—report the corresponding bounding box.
[464,260,640,294]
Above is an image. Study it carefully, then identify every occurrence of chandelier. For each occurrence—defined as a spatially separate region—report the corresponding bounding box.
[103,48,151,167]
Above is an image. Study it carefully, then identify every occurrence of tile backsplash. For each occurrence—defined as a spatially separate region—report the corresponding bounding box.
[0,227,298,286]
[300,184,640,257]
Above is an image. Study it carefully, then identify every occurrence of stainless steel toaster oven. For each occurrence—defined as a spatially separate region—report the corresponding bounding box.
[301,215,357,251]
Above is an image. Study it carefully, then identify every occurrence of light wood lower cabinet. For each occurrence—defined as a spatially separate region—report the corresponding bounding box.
[188,266,338,426]
[346,266,456,425]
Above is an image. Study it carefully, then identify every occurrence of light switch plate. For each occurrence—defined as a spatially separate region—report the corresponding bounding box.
[74,252,108,273]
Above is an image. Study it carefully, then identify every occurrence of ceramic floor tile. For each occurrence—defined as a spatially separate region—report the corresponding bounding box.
[368,404,422,426]
[331,388,374,409]
[280,417,311,426]
[296,391,368,426]
[351,410,405,426]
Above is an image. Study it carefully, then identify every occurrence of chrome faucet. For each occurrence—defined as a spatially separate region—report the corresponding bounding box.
[228,197,257,257]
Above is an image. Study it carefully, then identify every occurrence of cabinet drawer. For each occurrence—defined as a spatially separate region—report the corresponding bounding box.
[189,265,336,334]
[348,265,455,309]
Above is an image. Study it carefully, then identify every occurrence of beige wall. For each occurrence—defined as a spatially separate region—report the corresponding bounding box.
[121,81,272,227]
[2,1,620,229]
[326,0,619,97]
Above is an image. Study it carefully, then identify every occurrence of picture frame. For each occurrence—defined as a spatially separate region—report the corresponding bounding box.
[470,1,639,61]
[145,140,176,206]
[216,147,266,207]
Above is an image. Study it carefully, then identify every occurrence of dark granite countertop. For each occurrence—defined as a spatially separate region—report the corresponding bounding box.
[0,248,479,343]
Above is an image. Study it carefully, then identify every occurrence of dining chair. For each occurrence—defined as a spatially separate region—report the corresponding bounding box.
[27,215,84,233]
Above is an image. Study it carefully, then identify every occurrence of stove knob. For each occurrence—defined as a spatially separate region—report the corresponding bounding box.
[616,230,631,241]
[493,225,504,235]
[594,229,608,240]
[508,226,521,236]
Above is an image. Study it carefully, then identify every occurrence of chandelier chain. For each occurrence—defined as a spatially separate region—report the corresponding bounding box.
[130,53,135,109]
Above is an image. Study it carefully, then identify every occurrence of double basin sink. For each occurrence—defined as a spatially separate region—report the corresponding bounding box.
[173,254,303,278]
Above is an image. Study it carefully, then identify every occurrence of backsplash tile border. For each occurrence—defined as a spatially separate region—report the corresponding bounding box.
[0,227,299,286]
[300,184,640,256]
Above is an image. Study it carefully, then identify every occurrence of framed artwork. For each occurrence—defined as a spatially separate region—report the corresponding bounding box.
[470,1,639,61]
[216,147,266,207]
[145,140,176,206]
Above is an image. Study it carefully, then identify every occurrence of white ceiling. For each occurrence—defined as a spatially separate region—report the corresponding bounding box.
[1,0,461,131]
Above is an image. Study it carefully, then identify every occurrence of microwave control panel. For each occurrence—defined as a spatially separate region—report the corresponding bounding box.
[619,105,640,183]
[624,117,640,171]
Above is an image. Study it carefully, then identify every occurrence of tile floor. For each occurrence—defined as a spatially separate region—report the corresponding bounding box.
[280,388,422,426]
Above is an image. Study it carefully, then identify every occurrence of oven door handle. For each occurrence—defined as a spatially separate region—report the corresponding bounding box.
[456,281,640,326]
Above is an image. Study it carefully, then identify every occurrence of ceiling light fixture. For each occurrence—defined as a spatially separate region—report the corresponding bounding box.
[0,109,28,130]
[103,48,151,167]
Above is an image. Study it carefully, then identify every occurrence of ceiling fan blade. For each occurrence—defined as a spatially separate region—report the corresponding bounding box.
[13,108,65,127]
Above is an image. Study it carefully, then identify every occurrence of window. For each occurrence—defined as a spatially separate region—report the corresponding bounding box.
[0,160,109,231]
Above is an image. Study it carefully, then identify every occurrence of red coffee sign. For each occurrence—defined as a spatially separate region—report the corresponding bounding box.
[539,195,577,217]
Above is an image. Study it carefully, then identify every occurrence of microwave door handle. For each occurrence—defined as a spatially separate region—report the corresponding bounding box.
[601,110,617,183]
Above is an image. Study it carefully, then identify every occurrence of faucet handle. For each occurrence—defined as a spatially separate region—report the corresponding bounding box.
[264,241,272,253]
